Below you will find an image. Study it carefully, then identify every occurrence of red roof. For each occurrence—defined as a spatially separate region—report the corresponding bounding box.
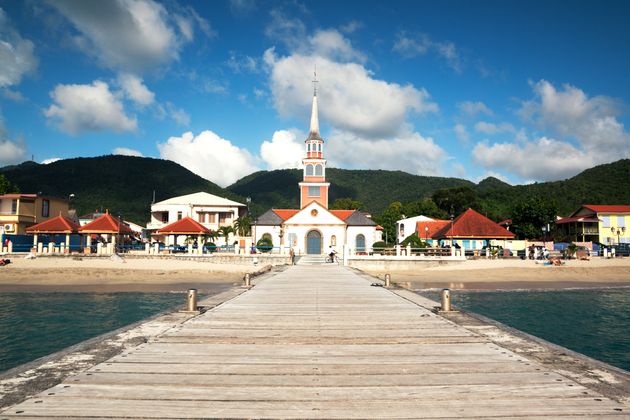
[498,219,512,226]
[79,212,135,234]
[273,209,300,220]
[26,215,79,233]
[434,208,515,239]
[157,217,212,234]
[330,210,355,221]
[582,205,630,213]
[415,220,450,239]
[556,216,601,224]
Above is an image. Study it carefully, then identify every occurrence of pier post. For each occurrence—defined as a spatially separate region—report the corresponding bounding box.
[186,288,198,312]
[441,288,451,312]
[384,273,391,287]
[244,273,251,287]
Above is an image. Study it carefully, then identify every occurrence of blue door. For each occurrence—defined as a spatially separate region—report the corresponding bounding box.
[306,230,321,254]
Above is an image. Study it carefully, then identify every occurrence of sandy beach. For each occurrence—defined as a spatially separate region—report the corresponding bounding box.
[0,256,255,293]
[363,257,630,290]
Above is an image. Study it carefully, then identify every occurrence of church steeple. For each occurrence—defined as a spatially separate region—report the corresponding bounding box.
[299,69,330,209]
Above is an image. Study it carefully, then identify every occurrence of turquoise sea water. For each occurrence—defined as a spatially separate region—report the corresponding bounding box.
[419,288,630,372]
[0,292,186,374]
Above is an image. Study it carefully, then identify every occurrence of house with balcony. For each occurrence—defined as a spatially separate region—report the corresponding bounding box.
[0,193,69,236]
[556,205,630,245]
[146,191,246,245]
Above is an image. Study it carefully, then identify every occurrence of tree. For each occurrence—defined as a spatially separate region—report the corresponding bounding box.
[330,197,363,210]
[510,197,557,240]
[217,226,234,246]
[233,216,252,237]
[402,198,447,219]
[431,186,478,216]
[0,174,19,195]
[375,201,404,245]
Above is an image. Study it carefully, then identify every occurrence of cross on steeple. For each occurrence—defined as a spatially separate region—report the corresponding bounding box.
[312,65,318,97]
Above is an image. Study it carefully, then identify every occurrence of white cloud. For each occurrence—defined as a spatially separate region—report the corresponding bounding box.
[157,130,258,187]
[474,170,510,184]
[264,48,437,138]
[48,0,204,73]
[117,73,155,106]
[457,101,493,117]
[0,7,38,87]
[113,147,143,157]
[260,130,304,169]
[473,80,630,181]
[230,0,256,15]
[2,89,25,102]
[327,129,447,176]
[393,32,462,72]
[45,80,137,135]
[340,20,363,34]
[41,157,61,165]
[0,139,26,166]
[308,29,366,63]
[203,79,228,95]
[454,123,469,143]
[253,87,265,99]
[226,51,258,73]
[264,9,306,50]
[474,121,515,135]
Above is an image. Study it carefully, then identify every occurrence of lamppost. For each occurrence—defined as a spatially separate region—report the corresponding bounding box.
[424,224,429,244]
[611,226,626,247]
[449,209,454,247]
[542,225,548,248]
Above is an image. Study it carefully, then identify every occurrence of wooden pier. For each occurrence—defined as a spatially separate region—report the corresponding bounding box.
[1,265,628,418]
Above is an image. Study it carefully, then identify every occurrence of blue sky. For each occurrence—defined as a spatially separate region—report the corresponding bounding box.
[1,0,629,187]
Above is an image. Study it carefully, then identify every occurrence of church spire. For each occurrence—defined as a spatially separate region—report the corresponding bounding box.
[307,68,321,141]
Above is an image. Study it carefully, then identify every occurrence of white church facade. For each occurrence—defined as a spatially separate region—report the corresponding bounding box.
[254,78,382,255]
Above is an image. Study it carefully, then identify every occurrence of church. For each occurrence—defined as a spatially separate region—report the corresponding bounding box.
[254,78,381,255]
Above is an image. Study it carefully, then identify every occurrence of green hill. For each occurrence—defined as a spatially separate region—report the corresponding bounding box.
[2,156,629,226]
[0,156,244,224]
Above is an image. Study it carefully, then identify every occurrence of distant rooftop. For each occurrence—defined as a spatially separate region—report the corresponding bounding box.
[153,192,245,207]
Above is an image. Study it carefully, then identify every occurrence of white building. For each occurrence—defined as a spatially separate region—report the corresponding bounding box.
[147,191,246,245]
[254,77,381,255]
[396,215,436,243]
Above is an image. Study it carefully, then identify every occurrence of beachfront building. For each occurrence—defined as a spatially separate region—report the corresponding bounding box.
[0,193,69,236]
[396,215,435,243]
[254,78,380,255]
[556,204,630,245]
[415,219,451,246]
[434,208,516,253]
[146,191,246,245]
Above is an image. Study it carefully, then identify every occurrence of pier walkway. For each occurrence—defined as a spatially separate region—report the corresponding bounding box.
[1,265,628,418]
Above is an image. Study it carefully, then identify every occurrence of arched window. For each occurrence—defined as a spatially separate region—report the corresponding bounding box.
[314,164,323,176]
[318,143,322,152]
[305,164,314,176]
[356,234,366,253]
[331,235,336,246]
[307,143,311,152]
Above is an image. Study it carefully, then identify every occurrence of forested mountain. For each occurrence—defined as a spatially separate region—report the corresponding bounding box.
[0,156,242,224]
[2,156,629,227]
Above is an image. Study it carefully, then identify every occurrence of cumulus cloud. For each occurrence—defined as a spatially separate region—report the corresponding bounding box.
[117,73,155,106]
[157,130,258,187]
[0,7,38,87]
[327,129,447,176]
[230,0,256,16]
[48,0,208,73]
[264,48,437,138]
[260,130,303,169]
[2,89,25,102]
[226,51,258,73]
[308,29,366,63]
[474,121,515,135]
[41,157,61,165]
[454,123,469,143]
[0,131,26,165]
[457,101,493,117]
[393,32,462,72]
[113,147,143,157]
[473,80,630,181]
[264,9,306,50]
[45,80,137,135]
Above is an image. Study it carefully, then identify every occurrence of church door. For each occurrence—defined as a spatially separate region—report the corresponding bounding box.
[306,230,322,254]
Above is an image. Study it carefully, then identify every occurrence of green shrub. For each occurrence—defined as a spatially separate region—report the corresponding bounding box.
[256,237,273,253]
[205,242,216,253]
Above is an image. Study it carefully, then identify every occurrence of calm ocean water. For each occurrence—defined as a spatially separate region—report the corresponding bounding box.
[419,288,630,372]
[0,292,186,374]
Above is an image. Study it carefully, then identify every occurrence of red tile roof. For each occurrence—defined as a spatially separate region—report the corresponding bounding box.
[415,220,450,239]
[330,210,355,221]
[79,212,135,234]
[434,208,515,239]
[26,215,80,233]
[582,205,630,213]
[157,217,212,234]
[272,209,300,220]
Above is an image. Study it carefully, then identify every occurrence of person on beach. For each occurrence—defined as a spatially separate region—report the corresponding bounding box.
[289,248,295,265]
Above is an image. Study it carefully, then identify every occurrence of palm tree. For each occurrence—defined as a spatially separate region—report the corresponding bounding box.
[233,216,252,237]
[218,226,234,246]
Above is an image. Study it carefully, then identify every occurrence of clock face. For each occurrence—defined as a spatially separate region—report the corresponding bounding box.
[311,209,318,217]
